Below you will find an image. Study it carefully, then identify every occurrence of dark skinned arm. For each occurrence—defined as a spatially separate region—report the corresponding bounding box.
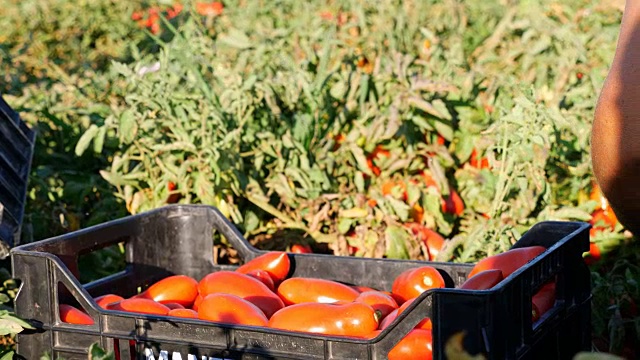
[591,1,640,236]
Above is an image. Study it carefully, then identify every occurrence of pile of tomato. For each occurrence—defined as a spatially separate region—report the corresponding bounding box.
[60,246,555,359]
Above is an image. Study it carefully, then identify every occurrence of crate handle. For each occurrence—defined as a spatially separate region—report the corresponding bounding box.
[205,205,263,261]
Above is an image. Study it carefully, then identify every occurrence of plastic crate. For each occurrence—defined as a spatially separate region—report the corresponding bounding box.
[0,95,36,254]
[11,205,591,360]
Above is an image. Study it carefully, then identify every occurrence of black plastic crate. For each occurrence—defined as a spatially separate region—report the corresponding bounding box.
[11,205,591,360]
[0,95,36,254]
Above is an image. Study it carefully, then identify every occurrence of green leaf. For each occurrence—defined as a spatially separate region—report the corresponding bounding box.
[340,208,368,218]
[119,110,137,144]
[354,172,365,193]
[338,218,354,234]
[219,28,253,49]
[93,125,107,153]
[0,318,26,335]
[75,124,99,156]
[243,210,260,233]
[89,342,116,360]
[385,225,410,259]
[0,350,14,360]
[0,294,9,304]
[387,197,411,222]
[3,313,35,330]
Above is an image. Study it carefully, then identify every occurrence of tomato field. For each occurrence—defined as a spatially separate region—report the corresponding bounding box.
[0,0,638,358]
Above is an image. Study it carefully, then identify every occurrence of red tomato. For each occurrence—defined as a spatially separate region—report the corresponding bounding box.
[355,291,399,319]
[391,266,446,304]
[236,251,291,285]
[195,1,223,16]
[94,294,124,309]
[584,242,601,265]
[532,282,556,321]
[441,189,464,216]
[388,329,433,360]
[106,298,170,315]
[290,244,313,254]
[590,208,617,230]
[379,308,399,329]
[352,285,379,293]
[277,278,361,305]
[135,275,198,308]
[468,246,546,278]
[366,145,390,177]
[198,294,269,327]
[459,269,503,290]
[198,271,284,318]
[59,304,94,325]
[379,298,431,331]
[410,203,425,223]
[168,308,198,319]
[419,171,438,188]
[407,224,445,261]
[131,11,143,21]
[167,181,177,191]
[382,180,407,200]
[192,294,204,312]
[245,269,276,292]
[469,149,490,169]
[268,302,379,337]
[163,302,185,310]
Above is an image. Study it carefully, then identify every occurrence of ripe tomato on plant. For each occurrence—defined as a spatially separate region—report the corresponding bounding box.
[584,242,601,266]
[442,189,464,216]
[268,302,379,337]
[406,224,445,261]
[366,145,390,176]
[418,170,438,189]
[195,1,224,16]
[469,149,490,169]
[589,208,617,232]
[589,181,618,236]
